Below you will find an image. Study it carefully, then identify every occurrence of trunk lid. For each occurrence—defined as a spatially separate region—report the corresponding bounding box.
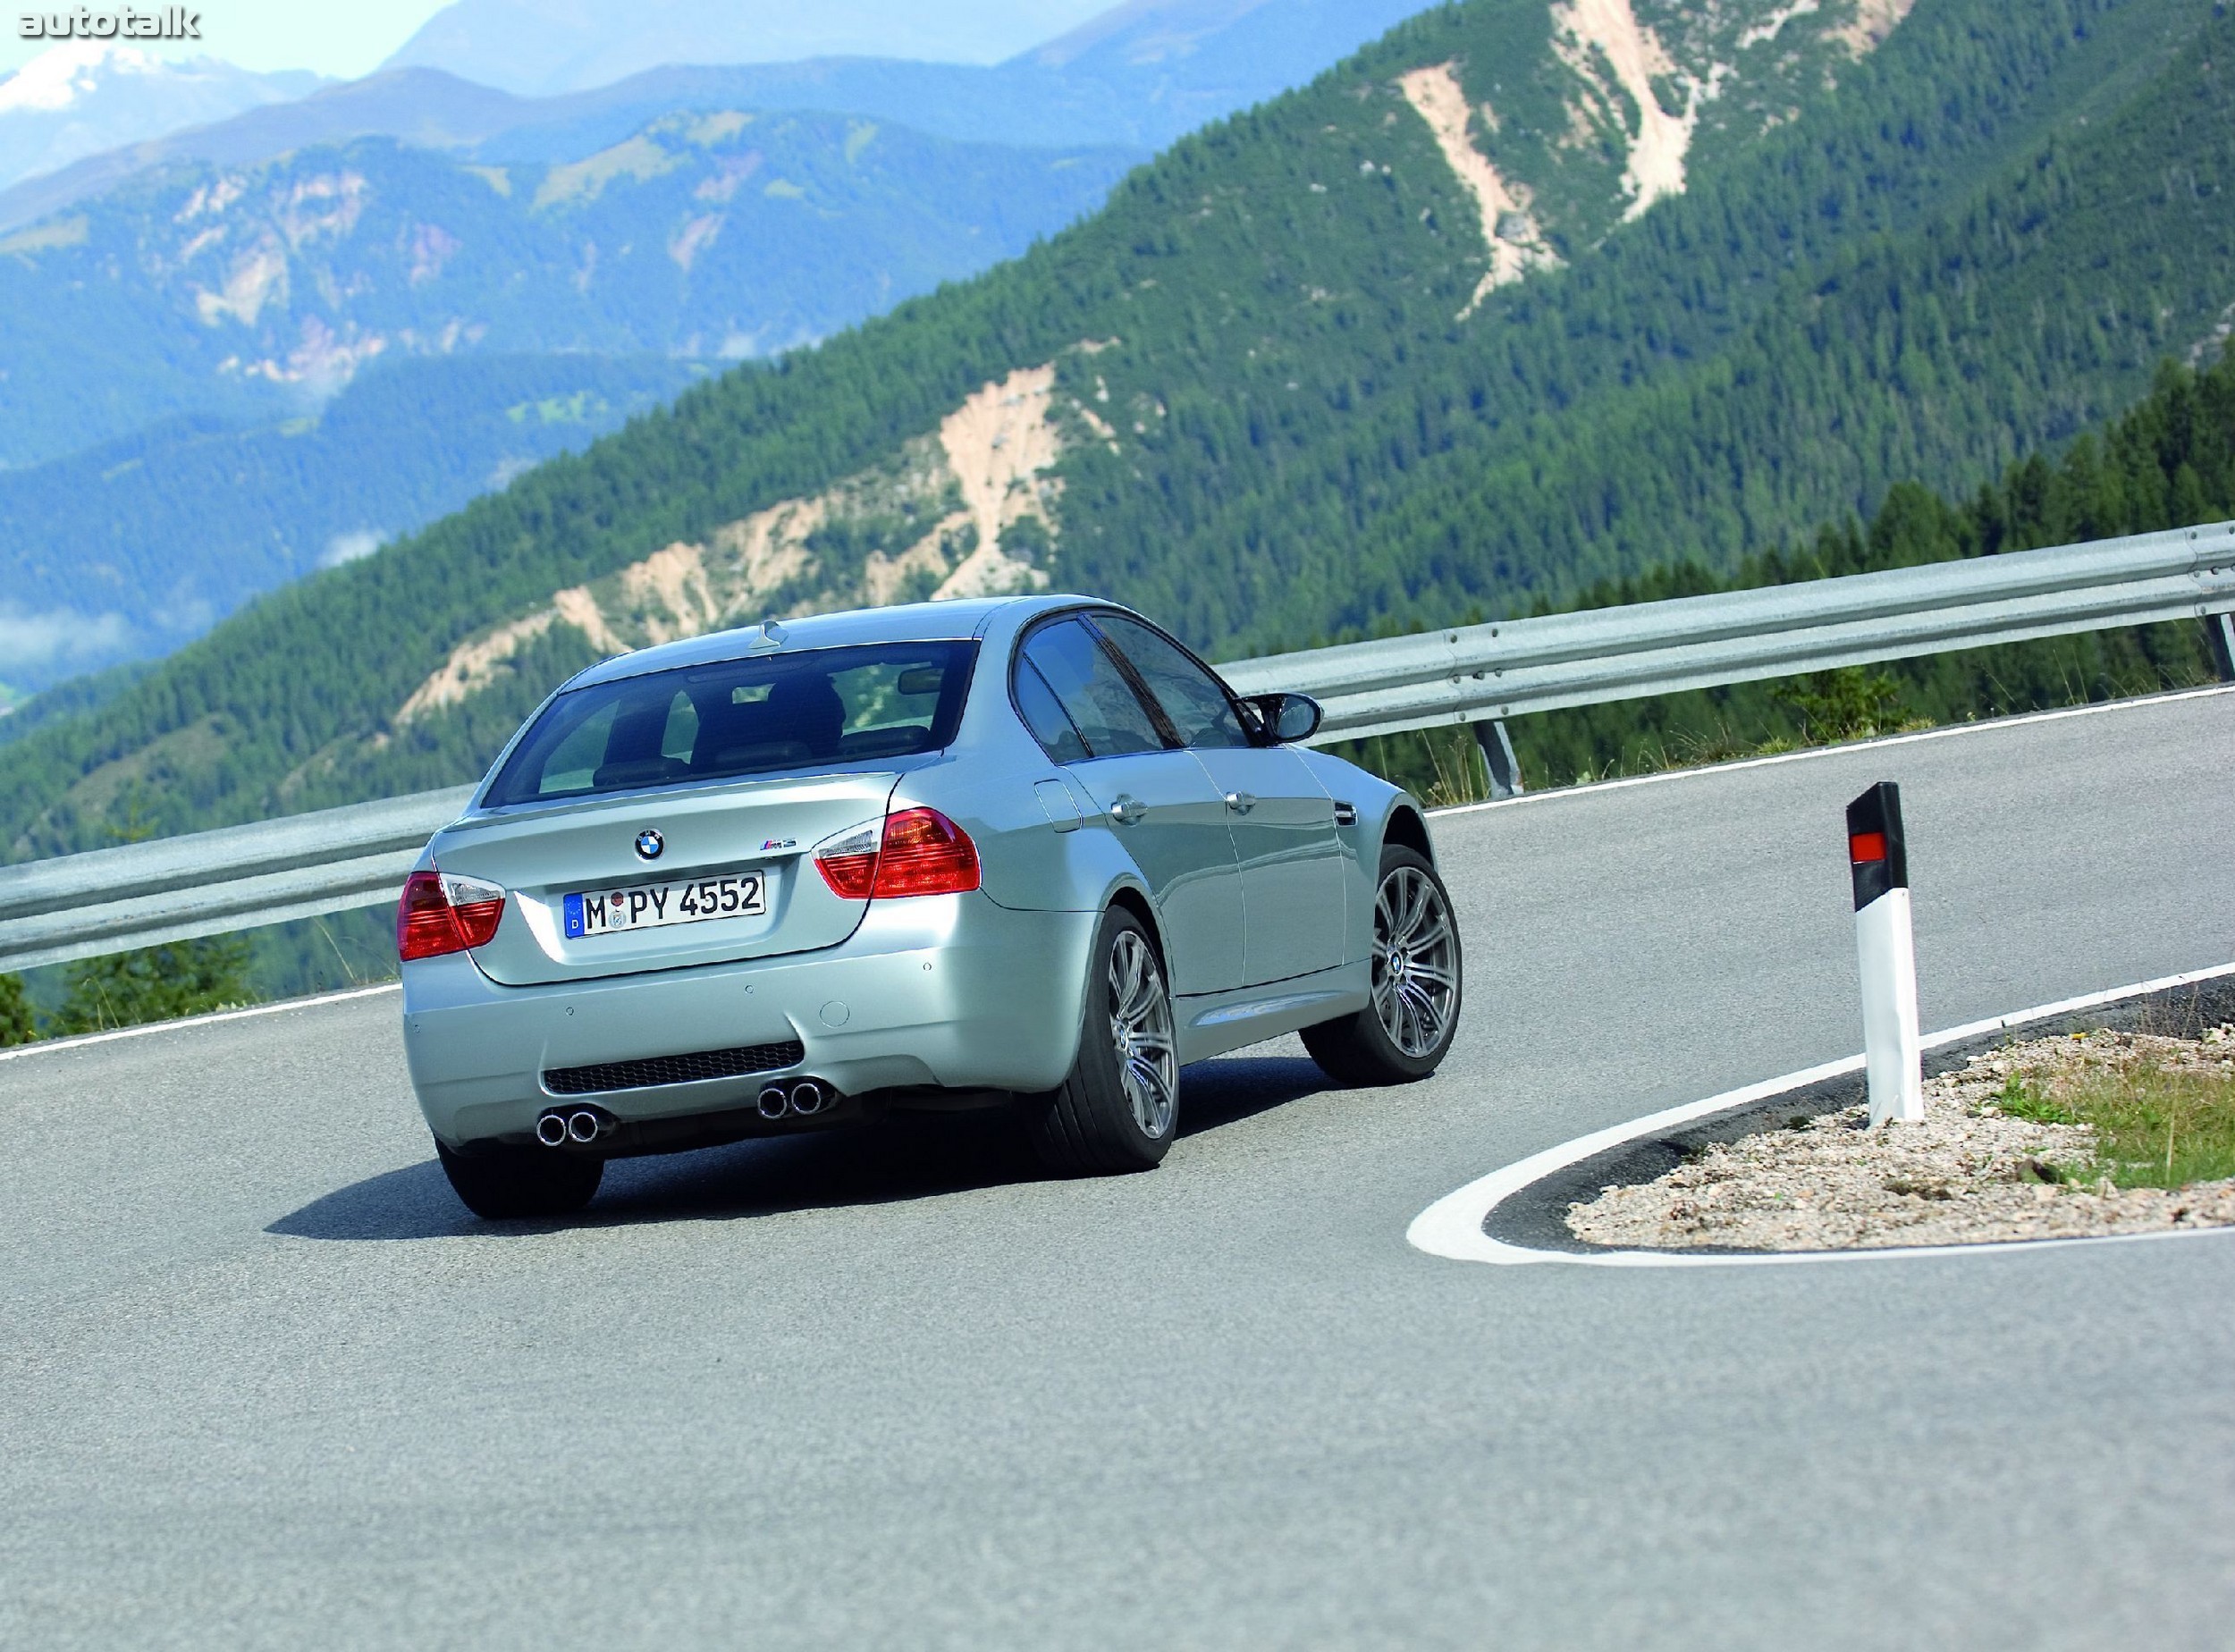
[431,771,899,986]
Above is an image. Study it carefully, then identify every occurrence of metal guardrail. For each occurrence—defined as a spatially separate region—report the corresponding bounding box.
[1224,519,2235,738]
[3,521,2231,974]
[0,788,475,974]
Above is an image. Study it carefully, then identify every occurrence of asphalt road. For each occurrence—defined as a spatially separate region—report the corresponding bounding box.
[4,689,2232,1649]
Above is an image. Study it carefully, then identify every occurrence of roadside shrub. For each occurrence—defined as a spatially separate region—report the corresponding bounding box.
[0,972,33,1045]
[53,936,253,1036]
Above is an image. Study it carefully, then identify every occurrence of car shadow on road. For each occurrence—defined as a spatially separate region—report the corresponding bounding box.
[267,1054,1335,1242]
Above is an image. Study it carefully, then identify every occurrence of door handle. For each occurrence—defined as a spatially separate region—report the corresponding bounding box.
[1108,796,1149,826]
[1224,791,1257,814]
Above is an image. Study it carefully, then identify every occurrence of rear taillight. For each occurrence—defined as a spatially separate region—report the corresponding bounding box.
[813,808,981,900]
[812,822,882,899]
[397,869,507,961]
[873,807,983,897]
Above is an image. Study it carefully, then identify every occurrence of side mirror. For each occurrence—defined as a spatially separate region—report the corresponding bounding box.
[1248,692,1323,745]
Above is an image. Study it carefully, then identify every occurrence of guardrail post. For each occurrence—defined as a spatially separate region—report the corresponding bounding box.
[2205,611,2235,683]
[1848,781,1922,1127]
[1472,719,1523,801]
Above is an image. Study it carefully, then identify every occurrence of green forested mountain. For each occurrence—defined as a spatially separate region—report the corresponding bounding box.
[4,0,2231,865]
[1490,351,2235,790]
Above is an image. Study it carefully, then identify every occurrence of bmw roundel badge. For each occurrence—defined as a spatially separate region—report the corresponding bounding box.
[634,829,664,861]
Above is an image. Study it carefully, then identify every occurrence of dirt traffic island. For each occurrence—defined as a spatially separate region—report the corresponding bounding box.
[1568,1024,2235,1252]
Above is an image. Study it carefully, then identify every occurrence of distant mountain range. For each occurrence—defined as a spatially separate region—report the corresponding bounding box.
[0,108,1137,468]
[0,105,1134,688]
[0,352,700,684]
[0,41,323,192]
[0,0,1438,694]
[0,0,1433,233]
[384,0,1112,92]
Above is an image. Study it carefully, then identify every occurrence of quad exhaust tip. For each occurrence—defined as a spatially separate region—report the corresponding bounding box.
[536,1107,613,1148]
[541,1083,836,1139]
[756,1078,834,1120]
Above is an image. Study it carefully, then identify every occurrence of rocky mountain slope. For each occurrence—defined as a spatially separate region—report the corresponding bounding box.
[2,0,2226,861]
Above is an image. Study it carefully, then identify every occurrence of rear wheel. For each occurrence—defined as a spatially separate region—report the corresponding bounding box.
[1022,906,1180,1175]
[435,1137,603,1219]
[1303,844,1462,1085]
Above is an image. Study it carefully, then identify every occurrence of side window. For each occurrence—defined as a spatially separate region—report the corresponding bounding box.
[1018,620,1165,758]
[1093,615,1251,750]
[1013,659,1089,763]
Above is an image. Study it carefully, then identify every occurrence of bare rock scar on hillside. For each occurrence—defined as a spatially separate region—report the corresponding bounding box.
[1398,63,1561,318]
[394,363,1069,727]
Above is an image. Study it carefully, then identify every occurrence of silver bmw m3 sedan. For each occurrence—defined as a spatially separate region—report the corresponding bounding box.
[399,596,1463,1218]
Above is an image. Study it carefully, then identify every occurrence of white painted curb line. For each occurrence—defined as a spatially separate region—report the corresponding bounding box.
[1408,960,2235,1268]
[0,982,400,1064]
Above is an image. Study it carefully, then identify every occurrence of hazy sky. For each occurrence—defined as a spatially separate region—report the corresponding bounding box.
[0,1,1121,79]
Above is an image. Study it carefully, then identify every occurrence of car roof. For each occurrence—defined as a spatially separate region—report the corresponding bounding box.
[562,594,1118,690]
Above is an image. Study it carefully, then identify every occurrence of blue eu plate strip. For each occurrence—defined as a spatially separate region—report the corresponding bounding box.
[563,892,585,939]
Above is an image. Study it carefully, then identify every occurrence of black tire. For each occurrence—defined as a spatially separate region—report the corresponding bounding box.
[1021,906,1181,1175]
[435,1137,604,1219]
[1302,843,1463,1086]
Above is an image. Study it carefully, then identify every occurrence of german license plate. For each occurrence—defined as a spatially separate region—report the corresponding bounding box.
[564,873,766,939]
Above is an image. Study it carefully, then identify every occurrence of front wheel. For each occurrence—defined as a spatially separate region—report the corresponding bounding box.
[1303,844,1463,1086]
[435,1137,603,1220]
[1021,906,1180,1175]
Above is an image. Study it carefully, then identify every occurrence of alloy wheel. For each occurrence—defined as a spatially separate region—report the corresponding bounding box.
[1371,865,1458,1058]
[1107,929,1179,1138]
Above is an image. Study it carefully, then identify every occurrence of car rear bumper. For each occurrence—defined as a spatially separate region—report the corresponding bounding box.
[401,892,1097,1148]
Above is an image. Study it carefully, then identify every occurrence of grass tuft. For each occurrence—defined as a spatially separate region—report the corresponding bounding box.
[1995,1051,2235,1189]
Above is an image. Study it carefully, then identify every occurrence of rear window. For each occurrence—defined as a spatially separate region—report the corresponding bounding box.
[485,641,978,807]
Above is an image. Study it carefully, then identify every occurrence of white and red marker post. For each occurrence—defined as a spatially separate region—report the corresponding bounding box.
[1848,781,1923,1127]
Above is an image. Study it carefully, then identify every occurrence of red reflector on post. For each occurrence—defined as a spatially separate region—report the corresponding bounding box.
[1849,830,1888,865]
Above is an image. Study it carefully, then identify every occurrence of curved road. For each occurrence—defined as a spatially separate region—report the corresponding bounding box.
[4,690,2232,1649]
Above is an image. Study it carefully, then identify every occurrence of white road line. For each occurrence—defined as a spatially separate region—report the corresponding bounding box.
[1427,682,2235,819]
[0,982,400,1064]
[1406,960,2235,1268]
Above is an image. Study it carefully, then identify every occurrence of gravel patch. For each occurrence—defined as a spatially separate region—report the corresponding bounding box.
[1566,1025,2235,1252]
